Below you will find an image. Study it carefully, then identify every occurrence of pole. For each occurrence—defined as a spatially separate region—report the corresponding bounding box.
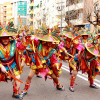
[61,0,62,34]
[68,0,69,25]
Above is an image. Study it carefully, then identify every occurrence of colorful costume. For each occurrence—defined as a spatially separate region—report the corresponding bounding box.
[22,37,46,74]
[0,22,26,99]
[20,29,65,98]
[69,31,99,92]
[38,31,64,90]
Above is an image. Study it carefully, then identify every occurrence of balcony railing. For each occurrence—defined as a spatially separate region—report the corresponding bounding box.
[66,2,84,11]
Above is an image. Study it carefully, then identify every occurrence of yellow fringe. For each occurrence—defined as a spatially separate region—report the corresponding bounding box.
[30,65,37,70]
[22,57,26,61]
[48,70,53,75]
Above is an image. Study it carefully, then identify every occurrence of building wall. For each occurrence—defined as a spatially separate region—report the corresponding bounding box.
[33,0,66,29]
[33,0,42,29]
[11,0,28,26]
[27,0,30,25]
[29,0,34,26]
[65,0,100,29]
[83,0,93,23]
[2,2,13,26]
[0,4,3,24]
[0,0,29,27]
[17,1,27,26]
[65,0,84,26]
[55,0,66,28]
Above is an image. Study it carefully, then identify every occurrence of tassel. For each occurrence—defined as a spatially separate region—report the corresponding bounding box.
[13,83,20,95]
[24,82,31,90]
[70,75,76,86]
[32,40,35,53]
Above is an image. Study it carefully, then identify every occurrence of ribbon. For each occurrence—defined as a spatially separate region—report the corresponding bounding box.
[7,72,23,83]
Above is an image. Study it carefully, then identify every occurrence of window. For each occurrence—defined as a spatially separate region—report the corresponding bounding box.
[66,10,78,19]
[79,12,83,19]
[66,0,80,6]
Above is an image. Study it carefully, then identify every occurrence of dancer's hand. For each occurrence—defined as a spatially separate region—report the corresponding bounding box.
[0,65,7,73]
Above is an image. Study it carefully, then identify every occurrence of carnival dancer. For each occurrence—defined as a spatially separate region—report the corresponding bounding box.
[0,22,26,99]
[20,35,45,97]
[69,31,88,92]
[51,25,74,74]
[20,29,65,98]
[25,28,42,78]
[38,31,65,91]
[69,30,100,92]
[85,38,100,88]
[63,31,75,74]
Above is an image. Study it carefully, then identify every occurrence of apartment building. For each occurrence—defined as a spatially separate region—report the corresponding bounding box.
[33,0,66,29]
[0,2,13,26]
[0,0,29,27]
[33,0,42,29]
[55,0,66,28]
[11,0,28,26]
[29,0,34,26]
[65,0,90,28]
[0,4,3,24]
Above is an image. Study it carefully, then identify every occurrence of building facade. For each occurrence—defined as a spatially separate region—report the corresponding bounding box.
[29,0,34,26]
[55,0,66,31]
[65,0,100,29]
[0,4,3,24]
[0,0,29,27]
[65,0,86,27]
[0,2,13,26]
[33,0,66,30]
[11,0,28,26]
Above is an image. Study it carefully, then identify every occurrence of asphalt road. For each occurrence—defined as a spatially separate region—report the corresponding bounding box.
[0,61,100,100]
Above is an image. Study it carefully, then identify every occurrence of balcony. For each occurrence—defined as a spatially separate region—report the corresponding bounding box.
[66,2,84,11]
[70,19,83,25]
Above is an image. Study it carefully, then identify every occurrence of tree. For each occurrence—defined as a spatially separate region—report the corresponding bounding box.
[84,0,100,26]
[65,0,80,25]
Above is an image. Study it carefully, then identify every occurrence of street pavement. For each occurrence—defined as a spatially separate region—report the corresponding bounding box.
[0,61,100,100]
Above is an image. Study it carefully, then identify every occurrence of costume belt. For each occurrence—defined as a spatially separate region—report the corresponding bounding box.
[0,58,23,83]
[1,57,14,66]
[65,47,70,51]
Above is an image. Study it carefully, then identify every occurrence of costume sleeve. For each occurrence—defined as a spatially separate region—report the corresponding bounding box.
[94,59,100,71]
[58,41,64,50]
[50,53,62,77]
[0,63,3,67]
[50,53,59,66]
[74,43,84,51]
[16,40,27,51]
[21,51,27,62]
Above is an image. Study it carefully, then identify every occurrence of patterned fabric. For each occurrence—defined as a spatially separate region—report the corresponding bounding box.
[0,40,23,82]
[38,42,61,77]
